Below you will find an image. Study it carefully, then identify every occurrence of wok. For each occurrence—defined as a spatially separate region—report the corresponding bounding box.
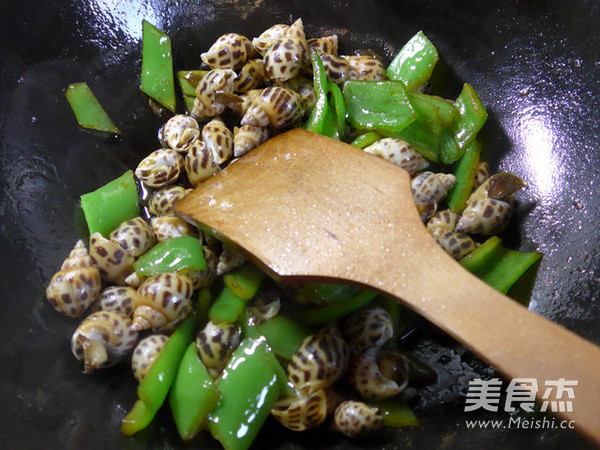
[0,0,598,449]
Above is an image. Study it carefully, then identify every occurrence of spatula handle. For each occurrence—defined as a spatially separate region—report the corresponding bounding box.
[377,253,600,444]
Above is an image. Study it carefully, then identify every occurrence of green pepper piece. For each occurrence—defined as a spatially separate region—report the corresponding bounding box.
[223,263,265,300]
[209,286,246,323]
[122,312,196,436]
[349,132,382,149]
[452,83,488,150]
[65,82,120,134]
[304,49,331,134]
[343,81,417,132]
[296,290,378,326]
[379,117,441,162]
[328,81,347,139]
[169,342,221,441]
[446,140,482,213]
[80,170,139,237]
[141,20,176,112]
[177,70,209,96]
[257,315,313,360]
[386,31,439,91]
[183,95,196,114]
[208,337,283,450]
[133,236,206,276]
[295,283,362,306]
[460,236,543,293]
[369,399,420,428]
[408,92,457,129]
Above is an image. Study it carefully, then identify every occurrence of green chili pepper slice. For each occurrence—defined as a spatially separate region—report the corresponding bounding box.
[65,82,120,134]
[379,117,441,162]
[121,312,196,436]
[452,83,488,150]
[343,81,417,132]
[208,337,284,450]
[141,20,176,112]
[446,140,482,213]
[223,263,265,300]
[257,315,313,360]
[80,170,139,237]
[408,92,457,129]
[304,49,330,135]
[368,399,420,428]
[386,31,439,92]
[327,81,347,139]
[209,286,247,323]
[169,342,221,441]
[296,290,378,326]
[460,236,542,293]
[133,236,206,276]
[295,283,362,306]
[177,70,208,96]
[350,132,382,149]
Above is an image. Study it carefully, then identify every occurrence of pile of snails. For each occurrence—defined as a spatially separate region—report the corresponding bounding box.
[46,17,526,442]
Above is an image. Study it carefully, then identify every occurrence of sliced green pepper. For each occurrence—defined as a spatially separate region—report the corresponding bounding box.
[208,337,284,450]
[327,81,347,139]
[408,92,457,129]
[349,131,382,149]
[296,290,378,326]
[343,81,417,132]
[177,70,208,96]
[446,140,482,213]
[169,342,221,441]
[295,283,362,306]
[452,83,488,150]
[380,118,441,162]
[304,49,330,135]
[133,236,206,276]
[386,31,439,92]
[223,263,265,300]
[122,312,195,436]
[141,20,176,112]
[369,399,420,428]
[80,170,139,237]
[257,315,313,360]
[460,236,543,293]
[65,82,120,134]
[209,286,246,323]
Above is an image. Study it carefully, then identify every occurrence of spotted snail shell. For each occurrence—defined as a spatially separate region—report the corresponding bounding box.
[147,185,192,216]
[109,217,156,258]
[343,54,386,81]
[363,138,430,175]
[307,35,339,56]
[263,37,309,82]
[135,148,184,188]
[46,240,101,318]
[151,215,197,242]
[233,125,269,158]
[71,311,138,373]
[287,327,349,394]
[342,307,393,354]
[456,173,525,235]
[201,117,234,165]
[271,388,328,431]
[427,210,476,260]
[89,232,135,285]
[185,140,219,187]
[252,18,306,55]
[234,59,266,93]
[192,69,237,121]
[93,286,138,317]
[346,347,409,400]
[131,334,169,383]
[162,114,200,153]
[196,321,242,379]
[132,272,193,332]
[201,33,255,70]
[332,401,383,438]
[240,86,304,129]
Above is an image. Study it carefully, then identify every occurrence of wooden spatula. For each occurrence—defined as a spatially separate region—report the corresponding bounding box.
[176,128,600,443]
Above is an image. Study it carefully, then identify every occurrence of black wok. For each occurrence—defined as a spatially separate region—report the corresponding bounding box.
[0,0,598,448]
